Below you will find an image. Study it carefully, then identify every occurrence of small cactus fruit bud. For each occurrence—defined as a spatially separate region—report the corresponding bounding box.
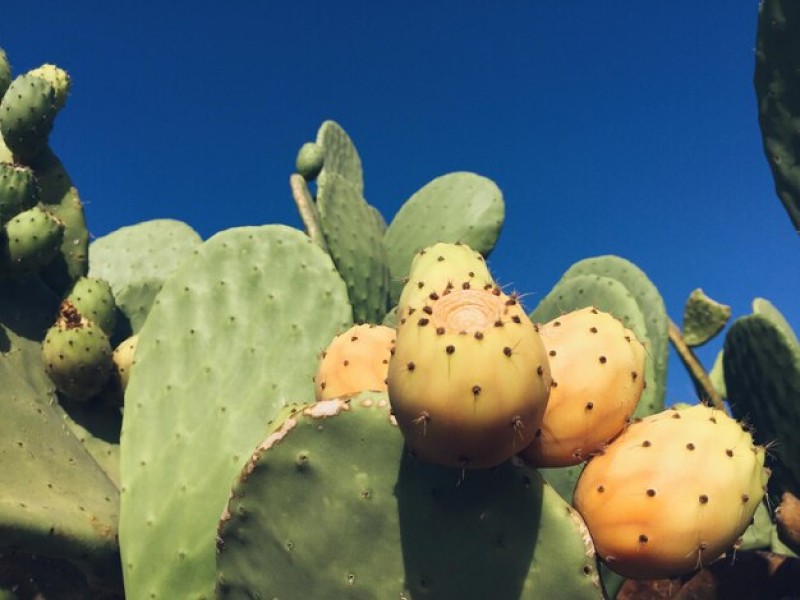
[0,163,38,224]
[572,404,770,579]
[388,288,551,469]
[3,205,64,272]
[314,324,396,401]
[295,141,324,181]
[519,307,646,467]
[42,300,114,401]
[27,64,71,111]
[65,276,118,336]
[397,242,495,320]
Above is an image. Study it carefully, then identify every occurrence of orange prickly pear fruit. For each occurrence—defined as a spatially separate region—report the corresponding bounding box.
[387,287,551,469]
[314,324,396,401]
[573,404,770,579]
[519,306,646,467]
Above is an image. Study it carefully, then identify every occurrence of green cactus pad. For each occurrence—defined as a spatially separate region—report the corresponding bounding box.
[295,141,324,181]
[383,172,505,305]
[27,148,89,293]
[0,74,58,162]
[89,219,202,339]
[0,49,11,98]
[754,297,800,346]
[555,255,668,413]
[681,288,731,347]
[530,273,659,418]
[0,163,37,224]
[724,306,800,495]
[739,500,774,551]
[27,64,70,111]
[2,205,64,273]
[65,276,118,336]
[316,171,390,323]
[316,120,363,194]
[216,394,603,599]
[755,0,800,231]
[119,225,353,600]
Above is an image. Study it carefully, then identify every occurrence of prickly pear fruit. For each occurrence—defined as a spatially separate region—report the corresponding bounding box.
[295,141,324,181]
[314,324,396,400]
[519,307,646,467]
[3,205,64,272]
[27,64,71,111]
[42,300,113,401]
[65,276,118,336]
[112,334,138,392]
[0,48,11,98]
[0,73,58,161]
[0,162,37,223]
[388,287,551,469]
[573,404,770,579]
[397,242,495,320]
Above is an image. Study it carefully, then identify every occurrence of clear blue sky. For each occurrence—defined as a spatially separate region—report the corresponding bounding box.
[3,1,797,403]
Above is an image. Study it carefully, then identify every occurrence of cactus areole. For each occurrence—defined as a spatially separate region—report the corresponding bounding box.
[387,288,551,469]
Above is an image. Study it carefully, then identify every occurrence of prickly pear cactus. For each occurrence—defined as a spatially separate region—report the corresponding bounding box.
[383,172,505,304]
[0,73,58,161]
[388,287,551,469]
[573,404,770,580]
[681,288,731,347]
[2,205,64,272]
[0,162,37,223]
[119,225,352,600]
[519,307,646,468]
[0,48,11,98]
[314,323,395,401]
[64,276,118,336]
[215,394,603,599]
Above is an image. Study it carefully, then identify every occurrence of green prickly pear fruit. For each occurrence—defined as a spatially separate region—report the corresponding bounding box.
[314,324,395,401]
[0,73,58,161]
[295,141,324,181]
[519,307,646,467]
[397,242,495,320]
[65,276,118,336]
[43,300,113,401]
[573,404,770,579]
[0,162,37,223]
[387,287,551,469]
[27,64,71,111]
[2,205,64,272]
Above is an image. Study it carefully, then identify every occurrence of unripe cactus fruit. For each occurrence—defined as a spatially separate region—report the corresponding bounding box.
[0,73,58,160]
[43,300,113,401]
[519,306,646,467]
[27,64,71,111]
[397,242,495,320]
[3,205,64,271]
[295,141,324,181]
[572,404,770,579]
[388,287,551,469]
[65,276,118,336]
[314,324,396,400]
[0,162,37,224]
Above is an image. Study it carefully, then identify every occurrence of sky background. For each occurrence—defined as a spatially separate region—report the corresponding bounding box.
[2,1,797,404]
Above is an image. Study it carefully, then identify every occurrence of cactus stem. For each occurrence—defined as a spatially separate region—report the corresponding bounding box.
[667,319,724,410]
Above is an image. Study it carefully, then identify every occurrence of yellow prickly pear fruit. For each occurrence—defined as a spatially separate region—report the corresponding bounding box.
[519,307,646,467]
[573,404,770,579]
[387,287,551,469]
[397,242,495,320]
[314,324,396,401]
[113,334,139,392]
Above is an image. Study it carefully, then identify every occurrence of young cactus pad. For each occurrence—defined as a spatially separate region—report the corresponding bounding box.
[519,307,646,468]
[215,393,603,599]
[118,225,352,600]
[383,172,504,305]
[573,404,770,580]
[314,323,395,401]
[388,287,551,469]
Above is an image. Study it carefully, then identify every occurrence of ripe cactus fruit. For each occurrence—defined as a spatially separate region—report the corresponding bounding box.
[397,242,495,320]
[42,300,113,401]
[314,324,395,401]
[65,276,118,336]
[573,404,770,579]
[3,205,64,272]
[112,334,138,392]
[387,287,551,468]
[520,306,646,467]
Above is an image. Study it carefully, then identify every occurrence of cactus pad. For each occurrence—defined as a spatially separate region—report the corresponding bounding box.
[119,225,352,600]
[315,120,364,194]
[682,288,731,347]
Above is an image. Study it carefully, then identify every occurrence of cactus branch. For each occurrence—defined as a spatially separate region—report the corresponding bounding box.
[667,319,724,410]
[289,174,327,251]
